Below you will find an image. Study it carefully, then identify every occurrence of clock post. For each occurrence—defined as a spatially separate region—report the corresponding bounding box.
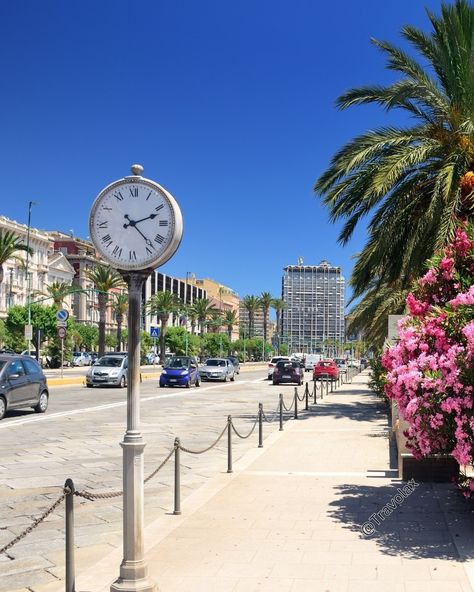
[89,164,183,592]
[111,267,156,592]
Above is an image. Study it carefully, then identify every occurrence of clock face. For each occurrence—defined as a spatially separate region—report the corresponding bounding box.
[89,177,183,271]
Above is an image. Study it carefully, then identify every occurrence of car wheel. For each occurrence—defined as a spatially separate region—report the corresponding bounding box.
[159,383,165,388]
[86,384,93,388]
[230,374,235,382]
[186,379,191,389]
[119,376,126,388]
[34,391,48,414]
[273,380,278,385]
[195,377,201,387]
[223,374,228,382]
[0,397,5,420]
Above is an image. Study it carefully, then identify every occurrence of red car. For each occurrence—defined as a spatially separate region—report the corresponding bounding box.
[313,359,339,381]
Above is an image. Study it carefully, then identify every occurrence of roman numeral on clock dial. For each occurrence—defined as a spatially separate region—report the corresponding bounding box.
[154,234,165,244]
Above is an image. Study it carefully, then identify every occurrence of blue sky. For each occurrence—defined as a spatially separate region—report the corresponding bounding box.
[0,0,443,307]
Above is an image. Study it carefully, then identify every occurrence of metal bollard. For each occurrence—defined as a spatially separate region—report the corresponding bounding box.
[227,415,233,473]
[258,403,263,448]
[313,379,317,405]
[326,375,329,396]
[279,394,283,431]
[331,376,334,393]
[65,478,75,592]
[294,387,298,419]
[305,382,309,411]
[173,438,181,515]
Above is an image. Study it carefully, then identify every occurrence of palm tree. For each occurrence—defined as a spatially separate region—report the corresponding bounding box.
[242,295,260,338]
[111,292,128,351]
[207,311,224,334]
[146,291,181,363]
[192,298,218,336]
[314,0,474,322]
[85,265,125,357]
[271,298,286,353]
[223,309,238,341]
[0,229,32,285]
[259,292,273,345]
[43,281,75,308]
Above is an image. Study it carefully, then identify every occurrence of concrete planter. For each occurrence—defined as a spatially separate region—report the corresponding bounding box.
[391,401,460,482]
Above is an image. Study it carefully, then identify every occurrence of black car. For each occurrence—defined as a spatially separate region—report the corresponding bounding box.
[0,354,49,420]
[227,356,240,374]
[272,360,304,386]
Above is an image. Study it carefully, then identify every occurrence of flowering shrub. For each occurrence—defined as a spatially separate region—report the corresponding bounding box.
[382,225,474,495]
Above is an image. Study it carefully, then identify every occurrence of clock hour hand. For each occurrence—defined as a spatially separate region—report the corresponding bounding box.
[124,215,156,249]
[123,213,157,228]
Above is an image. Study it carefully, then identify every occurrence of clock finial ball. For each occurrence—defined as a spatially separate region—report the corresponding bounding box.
[131,164,144,176]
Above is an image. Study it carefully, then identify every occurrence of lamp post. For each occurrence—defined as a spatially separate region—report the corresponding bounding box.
[184,272,194,356]
[25,201,36,356]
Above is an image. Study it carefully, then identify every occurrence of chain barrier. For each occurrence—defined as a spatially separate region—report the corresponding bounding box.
[0,489,68,556]
[1,366,360,557]
[178,423,228,454]
[231,414,259,439]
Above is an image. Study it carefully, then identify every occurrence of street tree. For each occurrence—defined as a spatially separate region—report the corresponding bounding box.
[259,292,273,346]
[85,265,125,357]
[146,291,181,363]
[192,298,218,336]
[223,309,238,341]
[0,229,33,286]
[315,0,474,335]
[242,295,260,338]
[111,291,128,351]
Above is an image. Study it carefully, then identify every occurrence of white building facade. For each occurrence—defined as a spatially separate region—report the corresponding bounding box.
[281,260,345,354]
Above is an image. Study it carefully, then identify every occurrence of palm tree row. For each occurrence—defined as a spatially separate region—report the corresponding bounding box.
[314,0,474,347]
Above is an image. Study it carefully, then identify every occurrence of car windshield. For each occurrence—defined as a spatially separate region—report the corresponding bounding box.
[0,361,6,372]
[97,357,123,367]
[277,361,297,369]
[319,362,333,367]
[166,357,190,369]
[206,359,226,367]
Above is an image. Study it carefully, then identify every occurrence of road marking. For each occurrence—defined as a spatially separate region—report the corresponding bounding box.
[0,381,255,430]
[242,470,392,477]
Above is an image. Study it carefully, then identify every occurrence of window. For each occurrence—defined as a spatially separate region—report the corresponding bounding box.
[7,360,25,377]
[23,358,41,374]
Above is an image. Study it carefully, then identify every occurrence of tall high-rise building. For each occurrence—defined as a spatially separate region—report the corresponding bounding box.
[281,260,345,354]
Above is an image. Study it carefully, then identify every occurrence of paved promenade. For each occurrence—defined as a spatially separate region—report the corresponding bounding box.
[68,371,474,592]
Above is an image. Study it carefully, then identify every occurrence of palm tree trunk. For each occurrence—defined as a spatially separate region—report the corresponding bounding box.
[116,313,123,351]
[227,325,232,341]
[159,315,168,363]
[98,293,107,357]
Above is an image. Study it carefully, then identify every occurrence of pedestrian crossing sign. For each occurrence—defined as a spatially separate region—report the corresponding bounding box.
[150,326,160,338]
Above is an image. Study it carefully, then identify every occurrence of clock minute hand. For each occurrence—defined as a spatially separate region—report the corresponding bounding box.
[134,213,157,225]
[124,215,156,249]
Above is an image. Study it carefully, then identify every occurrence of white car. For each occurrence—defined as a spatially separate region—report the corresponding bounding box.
[267,356,290,380]
[199,358,235,382]
[72,352,92,366]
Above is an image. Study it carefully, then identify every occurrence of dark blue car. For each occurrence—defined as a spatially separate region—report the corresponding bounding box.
[159,356,201,388]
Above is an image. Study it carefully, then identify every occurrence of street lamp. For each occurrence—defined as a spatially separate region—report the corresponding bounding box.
[184,272,194,355]
[25,201,36,356]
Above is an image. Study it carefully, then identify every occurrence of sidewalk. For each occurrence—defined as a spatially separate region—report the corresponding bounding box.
[76,372,474,592]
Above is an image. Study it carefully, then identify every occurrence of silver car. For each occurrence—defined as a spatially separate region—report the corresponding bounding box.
[86,354,128,388]
[200,358,235,382]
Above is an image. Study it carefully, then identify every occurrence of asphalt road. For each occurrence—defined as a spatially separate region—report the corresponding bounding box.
[0,368,303,592]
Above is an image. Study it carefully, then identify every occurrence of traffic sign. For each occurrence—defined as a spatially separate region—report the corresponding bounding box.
[57,326,67,339]
[24,324,33,340]
[56,320,67,328]
[56,309,69,322]
[150,326,160,338]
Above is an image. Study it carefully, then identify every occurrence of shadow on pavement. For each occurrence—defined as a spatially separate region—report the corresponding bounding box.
[328,480,474,561]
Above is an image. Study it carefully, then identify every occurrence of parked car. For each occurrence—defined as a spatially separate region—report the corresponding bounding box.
[347,359,361,369]
[200,358,235,382]
[72,352,92,367]
[227,356,240,374]
[146,351,160,364]
[0,354,49,420]
[88,352,98,365]
[313,359,339,382]
[334,358,348,374]
[360,358,368,370]
[159,356,200,388]
[267,356,290,380]
[272,360,304,385]
[85,354,128,388]
[304,353,323,372]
